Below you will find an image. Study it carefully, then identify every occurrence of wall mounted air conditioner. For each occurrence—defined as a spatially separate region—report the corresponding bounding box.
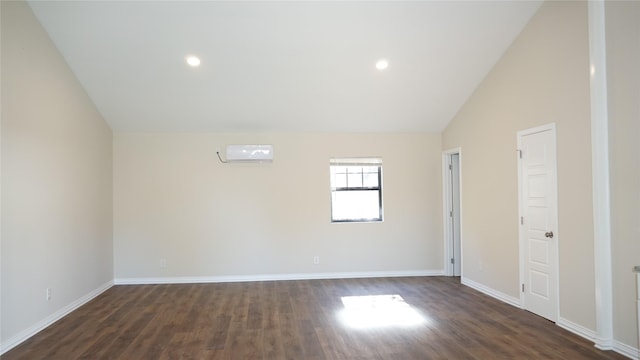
[224,144,274,163]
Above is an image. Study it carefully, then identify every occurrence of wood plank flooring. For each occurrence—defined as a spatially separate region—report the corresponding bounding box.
[3,277,627,359]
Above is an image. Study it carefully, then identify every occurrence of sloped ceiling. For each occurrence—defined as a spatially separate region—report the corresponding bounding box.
[28,1,542,133]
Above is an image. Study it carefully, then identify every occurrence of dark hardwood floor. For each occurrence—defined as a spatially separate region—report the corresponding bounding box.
[3,277,627,359]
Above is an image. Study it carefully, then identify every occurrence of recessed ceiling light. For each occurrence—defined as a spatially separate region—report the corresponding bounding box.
[186,55,201,67]
[376,59,389,70]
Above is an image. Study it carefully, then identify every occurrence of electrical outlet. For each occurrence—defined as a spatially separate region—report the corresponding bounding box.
[313,256,320,265]
[160,258,167,268]
[46,288,52,301]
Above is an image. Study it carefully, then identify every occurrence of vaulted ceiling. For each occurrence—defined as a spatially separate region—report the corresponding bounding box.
[28,1,542,133]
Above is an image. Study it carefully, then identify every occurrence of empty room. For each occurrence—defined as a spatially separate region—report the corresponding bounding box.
[1,0,639,359]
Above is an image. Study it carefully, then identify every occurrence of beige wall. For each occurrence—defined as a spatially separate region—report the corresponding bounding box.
[114,132,442,280]
[443,1,596,330]
[1,1,113,348]
[606,0,640,349]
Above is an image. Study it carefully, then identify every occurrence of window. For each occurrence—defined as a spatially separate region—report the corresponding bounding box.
[330,158,383,222]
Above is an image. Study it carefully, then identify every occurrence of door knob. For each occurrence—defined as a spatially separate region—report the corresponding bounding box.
[545,231,554,238]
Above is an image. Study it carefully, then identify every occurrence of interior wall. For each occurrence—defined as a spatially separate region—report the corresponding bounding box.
[1,1,113,348]
[442,1,596,330]
[114,132,442,280]
[606,0,640,350]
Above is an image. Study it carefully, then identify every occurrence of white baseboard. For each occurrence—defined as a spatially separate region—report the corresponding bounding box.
[557,317,597,342]
[452,289,639,360]
[0,280,114,355]
[558,317,640,359]
[612,340,640,360]
[461,276,522,308]
[114,269,445,285]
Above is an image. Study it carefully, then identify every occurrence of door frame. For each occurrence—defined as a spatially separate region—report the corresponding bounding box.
[517,123,560,321]
[442,148,462,277]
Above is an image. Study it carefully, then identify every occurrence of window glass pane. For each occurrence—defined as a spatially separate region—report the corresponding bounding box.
[334,166,348,175]
[363,171,379,188]
[330,166,346,188]
[333,172,347,188]
[332,190,380,221]
[347,171,363,188]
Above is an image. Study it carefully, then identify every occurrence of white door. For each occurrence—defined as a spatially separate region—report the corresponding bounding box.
[451,154,461,276]
[518,124,558,322]
[443,150,462,277]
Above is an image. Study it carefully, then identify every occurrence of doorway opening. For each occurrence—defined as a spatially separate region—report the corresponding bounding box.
[443,149,461,278]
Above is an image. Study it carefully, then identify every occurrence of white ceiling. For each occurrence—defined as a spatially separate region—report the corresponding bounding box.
[28,1,542,133]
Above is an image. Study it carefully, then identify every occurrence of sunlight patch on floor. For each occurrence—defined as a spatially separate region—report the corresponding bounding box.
[339,294,427,329]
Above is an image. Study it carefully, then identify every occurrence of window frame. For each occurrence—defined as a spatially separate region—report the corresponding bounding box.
[329,158,383,223]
